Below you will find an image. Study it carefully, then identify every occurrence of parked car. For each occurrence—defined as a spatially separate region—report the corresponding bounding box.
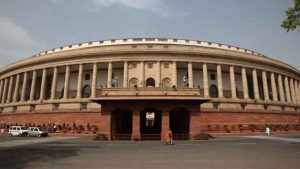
[27,127,48,137]
[9,126,28,136]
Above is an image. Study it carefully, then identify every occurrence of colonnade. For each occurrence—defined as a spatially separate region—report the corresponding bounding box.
[0,61,299,106]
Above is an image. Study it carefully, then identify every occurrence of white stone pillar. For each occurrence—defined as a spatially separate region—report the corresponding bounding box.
[21,72,28,102]
[241,67,249,99]
[76,64,83,99]
[290,78,296,104]
[230,66,237,99]
[172,61,177,87]
[262,71,269,101]
[123,61,128,88]
[141,61,145,87]
[91,63,98,98]
[188,62,193,88]
[50,67,58,100]
[278,75,285,102]
[284,76,291,103]
[63,65,70,99]
[1,78,8,104]
[295,80,299,104]
[6,76,14,103]
[217,64,223,98]
[30,70,37,101]
[107,62,112,88]
[252,69,260,100]
[203,63,209,97]
[157,61,161,87]
[0,80,3,102]
[39,68,47,101]
[13,74,20,103]
[270,73,278,101]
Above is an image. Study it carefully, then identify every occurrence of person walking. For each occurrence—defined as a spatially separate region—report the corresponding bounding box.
[266,127,270,136]
[168,129,173,145]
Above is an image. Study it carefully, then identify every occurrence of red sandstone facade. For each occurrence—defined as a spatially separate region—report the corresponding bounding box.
[0,38,299,140]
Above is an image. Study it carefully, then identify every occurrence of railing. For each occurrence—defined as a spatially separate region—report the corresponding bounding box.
[173,133,190,140]
[112,134,132,140]
[141,134,161,140]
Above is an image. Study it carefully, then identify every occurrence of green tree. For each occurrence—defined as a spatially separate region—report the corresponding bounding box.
[281,0,300,32]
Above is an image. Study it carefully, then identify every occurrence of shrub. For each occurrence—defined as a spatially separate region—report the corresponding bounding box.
[93,134,108,141]
[194,133,214,140]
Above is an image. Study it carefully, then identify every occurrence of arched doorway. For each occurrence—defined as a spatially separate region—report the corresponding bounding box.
[129,78,138,87]
[209,85,218,98]
[146,78,155,87]
[82,85,91,98]
[111,108,133,140]
[162,77,171,88]
[169,108,190,140]
[140,107,162,140]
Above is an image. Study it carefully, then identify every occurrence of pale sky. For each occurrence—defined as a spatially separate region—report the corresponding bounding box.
[0,0,299,70]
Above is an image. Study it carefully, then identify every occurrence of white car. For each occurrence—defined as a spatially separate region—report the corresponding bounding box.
[27,127,48,137]
[9,126,28,136]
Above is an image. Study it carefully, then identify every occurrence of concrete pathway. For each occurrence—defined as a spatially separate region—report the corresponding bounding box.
[245,135,300,143]
[0,137,77,148]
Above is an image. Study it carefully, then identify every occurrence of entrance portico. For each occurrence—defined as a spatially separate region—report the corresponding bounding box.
[92,96,209,141]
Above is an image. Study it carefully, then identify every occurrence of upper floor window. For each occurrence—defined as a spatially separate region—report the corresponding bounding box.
[210,74,216,80]
[147,63,153,69]
[85,74,90,81]
[130,63,137,69]
[163,63,169,69]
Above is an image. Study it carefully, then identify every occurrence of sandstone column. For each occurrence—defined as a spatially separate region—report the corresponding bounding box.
[132,111,140,140]
[0,80,3,102]
[290,78,296,103]
[107,62,112,88]
[278,75,285,102]
[284,76,291,103]
[241,67,249,99]
[270,73,278,101]
[13,74,20,103]
[30,70,37,101]
[91,63,98,98]
[217,64,223,98]
[188,62,193,88]
[252,69,260,100]
[63,65,70,99]
[230,66,237,99]
[1,78,8,104]
[50,67,58,100]
[76,64,83,99]
[123,61,128,88]
[140,61,145,87]
[6,76,14,103]
[172,61,177,87]
[203,63,209,97]
[157,61,161,87]
[295,80,299,104]
[39,68,47,101]
[161,111,170,140]
[21,72,28,102]
[262,71,269,101]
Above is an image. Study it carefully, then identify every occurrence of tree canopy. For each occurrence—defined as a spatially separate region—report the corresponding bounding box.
[281,0,300,32]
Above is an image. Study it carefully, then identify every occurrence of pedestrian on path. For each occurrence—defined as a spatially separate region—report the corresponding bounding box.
[266,127,270,136]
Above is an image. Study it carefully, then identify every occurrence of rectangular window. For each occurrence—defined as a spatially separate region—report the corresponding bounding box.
[53,104,59,111]
[12,106,17,113]
[164,63,169,69]
[85,74,90,81]
[30,105,36,112]
[130,63,137,69]
[80,103,88,110]
[147,63,153,69]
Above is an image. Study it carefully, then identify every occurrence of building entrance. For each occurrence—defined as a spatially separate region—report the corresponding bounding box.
[140,108,162,140]
[169,108,190,140]
[111,108,132,140]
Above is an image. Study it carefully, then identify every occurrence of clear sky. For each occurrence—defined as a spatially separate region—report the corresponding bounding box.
[0,0,299,70]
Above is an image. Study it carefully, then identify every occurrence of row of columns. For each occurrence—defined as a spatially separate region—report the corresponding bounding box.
[0,62,299,104]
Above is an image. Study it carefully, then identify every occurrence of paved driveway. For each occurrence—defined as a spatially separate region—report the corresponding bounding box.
[0,135,299,169]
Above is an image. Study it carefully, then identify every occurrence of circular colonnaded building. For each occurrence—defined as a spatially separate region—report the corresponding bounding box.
[0,38,299,140]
